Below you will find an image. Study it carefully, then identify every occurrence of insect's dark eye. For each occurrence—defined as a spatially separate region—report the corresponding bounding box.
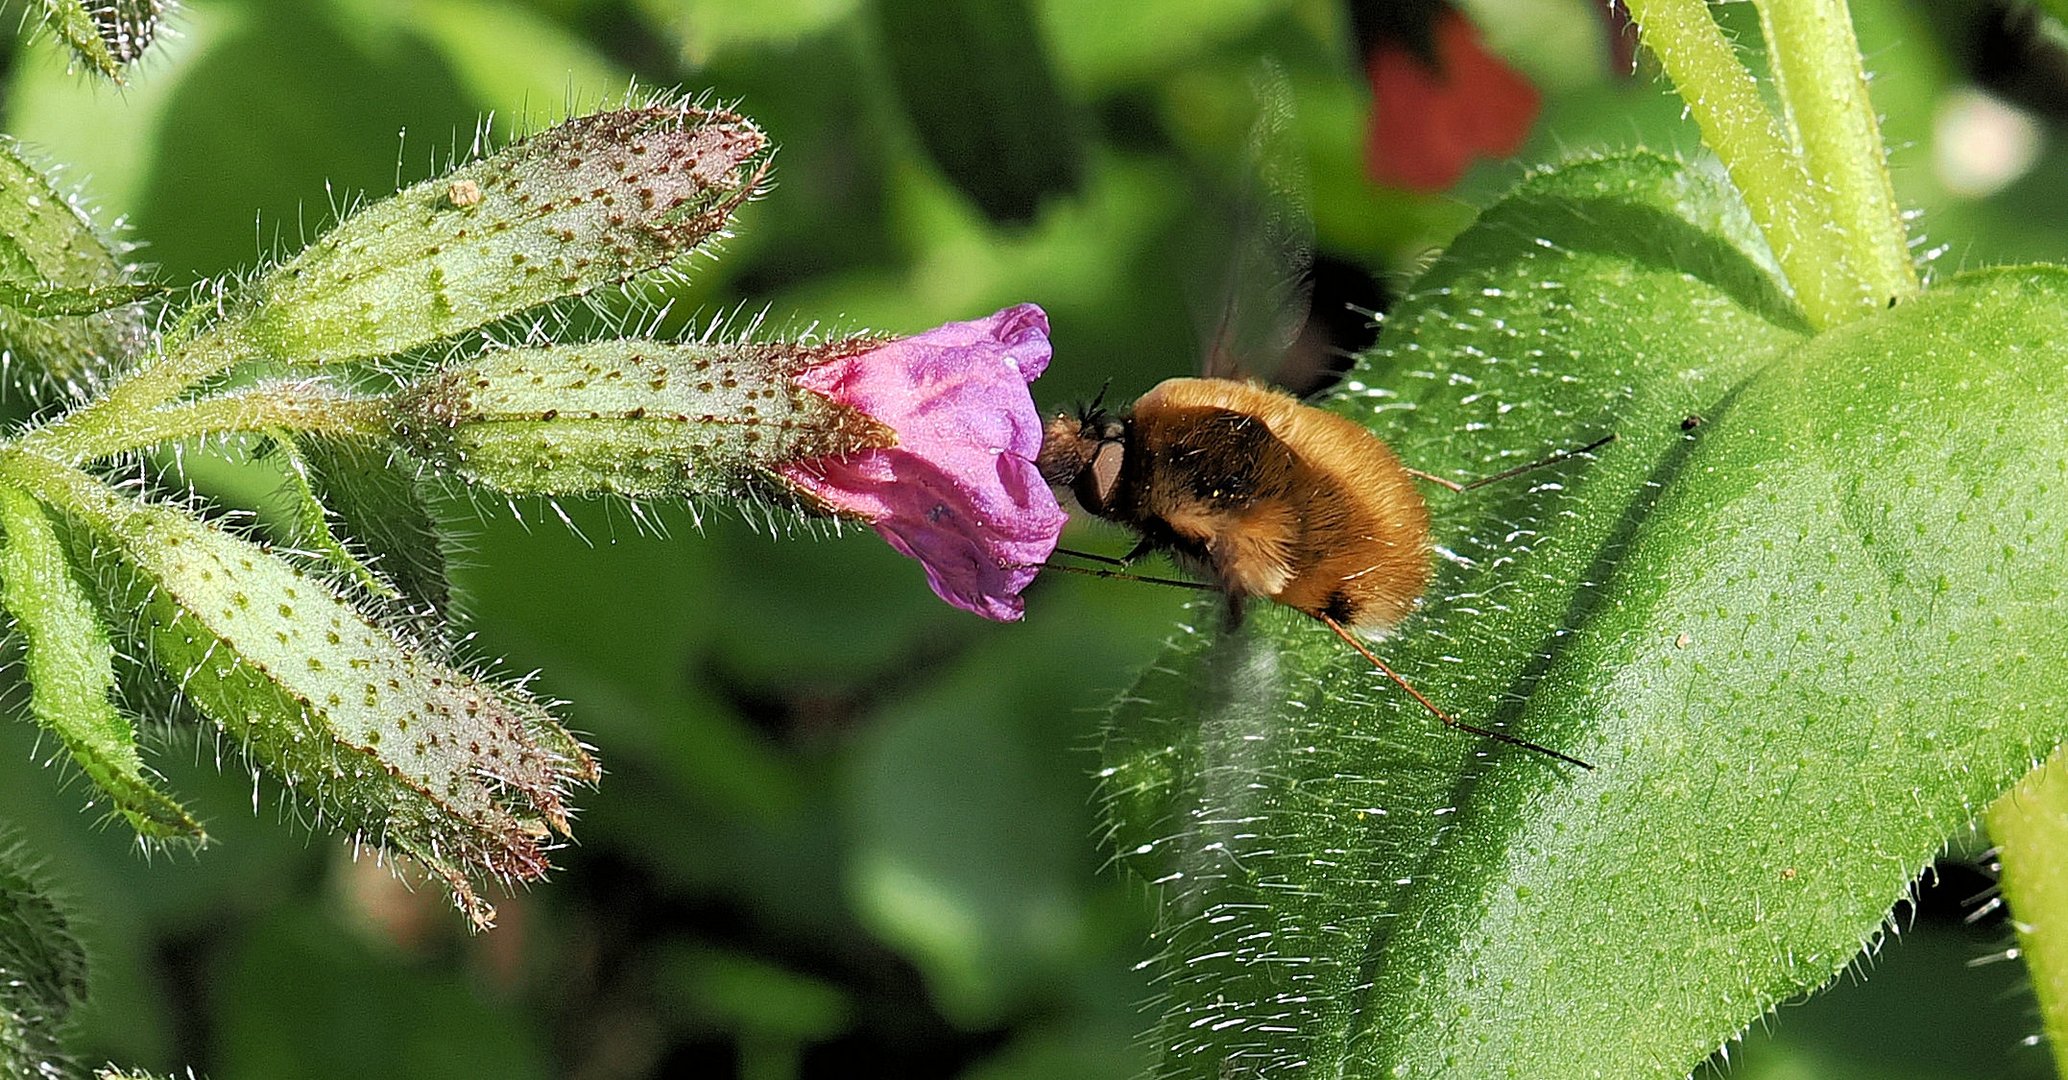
[1076,439,1124,514]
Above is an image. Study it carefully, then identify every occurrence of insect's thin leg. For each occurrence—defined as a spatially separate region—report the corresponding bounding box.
[1054,536,1159,567]
[1026,560,1217,592]
[1400,466,1466,492]
[1054,546,1130,567]
[1408,433,1619,494]
[1317,615,1594,770]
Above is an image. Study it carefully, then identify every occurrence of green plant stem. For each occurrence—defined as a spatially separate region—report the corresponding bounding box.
[31,320,261,459]
[0,282,162,318]
[18,384,392,464]
[1624,0,1863,330]
[0,448,121,526]
[1989,751,2068,1079]
[1749,4,1803,149]
[1754,0,1918,308]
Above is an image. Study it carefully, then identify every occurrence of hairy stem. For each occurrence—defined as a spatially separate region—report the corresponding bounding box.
[1623,0,1863,329]
[1988,750,2068,1080]
[21,384,392,464]
[1754,0,1917,308]
[0,448,119,525]
[29,323,259,455]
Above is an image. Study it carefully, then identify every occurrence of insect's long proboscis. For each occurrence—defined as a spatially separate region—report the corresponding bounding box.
[1033,552,1217,592]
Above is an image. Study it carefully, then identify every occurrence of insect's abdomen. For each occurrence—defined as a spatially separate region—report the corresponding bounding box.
[1263,402,1430,635]
[1275,485,1430,636]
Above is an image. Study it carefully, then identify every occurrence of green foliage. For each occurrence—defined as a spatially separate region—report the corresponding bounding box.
[34,0,164,81]
[208,905,549,1079]
[0,844,85,1080]
[1374,265,2068,1076]
[872,0,1083,223]
[0,488,200,840]
[0,0,2062,1078]
[0,137,147,398]
[282,435,454,625]
[0,84,807,954]
[1105,151,2068,1077]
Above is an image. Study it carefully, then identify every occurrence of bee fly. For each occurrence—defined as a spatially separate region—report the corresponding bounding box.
[1035,376,1610,770]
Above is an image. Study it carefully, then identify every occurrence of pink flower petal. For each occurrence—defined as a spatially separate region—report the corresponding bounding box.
[777,304,1067,621]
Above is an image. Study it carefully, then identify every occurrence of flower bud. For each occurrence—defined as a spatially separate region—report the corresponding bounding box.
[393,338,893,498]
[0,136,148,399]
[239,101,769,367]
[45,465,595,926]
[41,0,164,80]
[398,304,1067,624]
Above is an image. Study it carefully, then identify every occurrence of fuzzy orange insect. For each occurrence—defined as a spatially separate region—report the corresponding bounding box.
[1037,375,1604,769]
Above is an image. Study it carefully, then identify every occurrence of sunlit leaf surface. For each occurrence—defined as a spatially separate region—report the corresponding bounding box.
[1102,153,2068,1078]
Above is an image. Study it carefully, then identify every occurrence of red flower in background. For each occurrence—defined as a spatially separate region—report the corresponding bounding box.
[777,304,1067,622]
[1351,0,1541,191]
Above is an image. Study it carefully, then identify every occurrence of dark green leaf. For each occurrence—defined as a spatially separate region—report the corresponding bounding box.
[873,0,1082,223]
[1100,153,2068,1077]
[277,436,453,628]
[0,487,201,840]
[0,841,86,1079]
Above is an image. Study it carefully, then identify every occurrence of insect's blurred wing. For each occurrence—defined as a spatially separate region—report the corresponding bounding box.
[1198,60,1316,384]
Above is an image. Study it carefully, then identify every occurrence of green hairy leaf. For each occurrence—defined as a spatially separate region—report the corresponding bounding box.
[0,136,148,400]
[0,844,86,1080]
[0,487,200,840]
[1101,153,2068,1077]
[277,435,454,627]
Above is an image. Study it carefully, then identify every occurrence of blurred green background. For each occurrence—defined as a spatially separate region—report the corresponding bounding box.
[1,0,2066,1076]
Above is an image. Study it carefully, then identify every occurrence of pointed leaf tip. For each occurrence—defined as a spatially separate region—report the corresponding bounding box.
[0,486,202,840]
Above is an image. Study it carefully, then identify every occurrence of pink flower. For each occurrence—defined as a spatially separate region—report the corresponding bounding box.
[776,304,1067,621]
